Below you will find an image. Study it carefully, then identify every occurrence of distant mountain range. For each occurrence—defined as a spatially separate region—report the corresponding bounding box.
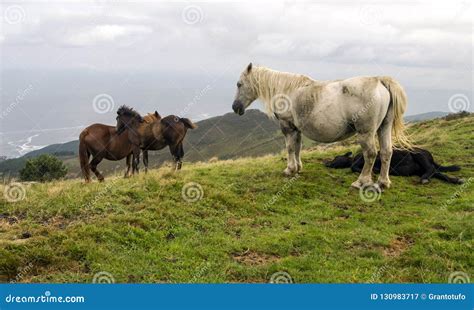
[404,111,449,122]
[0,110,454,178]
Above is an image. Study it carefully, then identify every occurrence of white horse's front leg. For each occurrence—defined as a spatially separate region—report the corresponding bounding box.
[284,136,298,176]
[280,121,299,176]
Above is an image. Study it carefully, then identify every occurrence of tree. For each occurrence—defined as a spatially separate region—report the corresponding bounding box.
[19,154,68,182]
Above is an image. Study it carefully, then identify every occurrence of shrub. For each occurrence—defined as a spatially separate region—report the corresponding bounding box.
[19,154,68,182]
[443,111,470,121]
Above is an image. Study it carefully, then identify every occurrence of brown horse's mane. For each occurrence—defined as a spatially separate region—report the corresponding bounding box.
[117,105,142,121]
[143,113,159,123]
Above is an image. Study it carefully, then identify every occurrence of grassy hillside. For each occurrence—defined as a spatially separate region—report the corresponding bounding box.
[0,114,472,283]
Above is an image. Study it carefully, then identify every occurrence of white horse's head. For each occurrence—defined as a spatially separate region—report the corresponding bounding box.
[232,63,258,115]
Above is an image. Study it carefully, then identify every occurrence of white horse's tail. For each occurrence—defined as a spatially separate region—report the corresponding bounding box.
[379,76,413,150]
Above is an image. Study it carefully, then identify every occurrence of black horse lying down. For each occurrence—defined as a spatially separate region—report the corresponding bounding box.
[324,148,464,184]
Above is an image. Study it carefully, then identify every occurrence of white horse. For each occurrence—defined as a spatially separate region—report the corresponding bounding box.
[232,63,411,189]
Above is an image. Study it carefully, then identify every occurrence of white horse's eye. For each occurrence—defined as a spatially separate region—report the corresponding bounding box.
[237,82,242,88]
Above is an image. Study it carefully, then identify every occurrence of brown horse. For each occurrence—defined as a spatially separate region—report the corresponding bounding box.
[79,124,135,183]
[79,111,161,182]
[116,105,197,172]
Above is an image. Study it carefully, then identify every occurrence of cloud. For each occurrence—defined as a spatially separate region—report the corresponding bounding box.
[64,24,153,46]
[1,1,471,69]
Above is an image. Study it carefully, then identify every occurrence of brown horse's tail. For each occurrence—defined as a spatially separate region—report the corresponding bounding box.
[179,118,197,129]
[79,130,91,182]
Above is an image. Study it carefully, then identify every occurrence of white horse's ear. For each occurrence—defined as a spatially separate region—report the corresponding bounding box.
[246,62,253,73]
[154,111,161,118]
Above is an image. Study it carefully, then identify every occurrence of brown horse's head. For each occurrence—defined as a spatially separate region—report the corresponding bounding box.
[116,105,143,134]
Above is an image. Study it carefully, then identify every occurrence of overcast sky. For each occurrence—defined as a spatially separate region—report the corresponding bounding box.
[0,0,472,157]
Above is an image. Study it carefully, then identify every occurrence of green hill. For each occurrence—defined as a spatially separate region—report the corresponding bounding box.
[0,114,472,283]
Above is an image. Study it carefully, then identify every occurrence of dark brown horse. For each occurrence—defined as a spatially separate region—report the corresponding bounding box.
[79,124,136,183]
[116,105,197,172]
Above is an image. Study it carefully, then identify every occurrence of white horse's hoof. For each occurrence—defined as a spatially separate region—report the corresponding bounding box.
[371,183,382,192]
[297,162,303,172]
[283,168,296,176]
[351,180,363,189]
[377,180,391,189]
[351,179,375,190]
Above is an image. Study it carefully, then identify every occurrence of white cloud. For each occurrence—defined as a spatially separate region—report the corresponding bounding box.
[64,24,153,46]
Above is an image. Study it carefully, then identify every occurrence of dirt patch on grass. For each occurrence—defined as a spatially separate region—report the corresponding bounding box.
[383,236,414,258]
[232,249,280,266]
[0,214,19,226]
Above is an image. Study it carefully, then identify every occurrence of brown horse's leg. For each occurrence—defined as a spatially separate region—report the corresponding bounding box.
[90,155,105,182]
[177,143,184,170]
[143,150,149,173]
[132,147,140,175]
[124,154,132,178]
[169,143,183,170]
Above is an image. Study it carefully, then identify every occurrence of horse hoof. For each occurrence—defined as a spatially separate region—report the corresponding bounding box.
[457,178,465,184]
[283,168,296,176]
[351,180,363,189]
[421,179,429,184]
[377,181,391,190]
[372,183,382,192]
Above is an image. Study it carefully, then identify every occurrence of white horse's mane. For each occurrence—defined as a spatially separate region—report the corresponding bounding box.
[248,66,316,116]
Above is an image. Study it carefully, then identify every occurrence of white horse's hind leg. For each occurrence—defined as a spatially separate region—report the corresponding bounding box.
[351,133,377,189]
[376,116,393,189]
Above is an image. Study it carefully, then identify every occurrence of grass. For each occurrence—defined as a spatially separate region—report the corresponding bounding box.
[0,114,473,283]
